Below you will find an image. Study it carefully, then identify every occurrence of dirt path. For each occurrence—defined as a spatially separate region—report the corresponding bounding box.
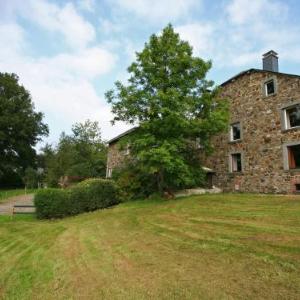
[0,194,34,215]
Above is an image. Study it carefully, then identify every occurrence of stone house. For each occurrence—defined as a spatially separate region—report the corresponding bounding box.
[106,51,300,194]
[106,127,136,178]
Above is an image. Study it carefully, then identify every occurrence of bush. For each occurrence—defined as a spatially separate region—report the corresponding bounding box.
[34,179,120,219]
[113,164,159,201]
[75,178,121,210]
[34,189,70,219]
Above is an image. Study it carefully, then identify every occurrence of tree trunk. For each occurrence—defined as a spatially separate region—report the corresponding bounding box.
[157,169,164,196]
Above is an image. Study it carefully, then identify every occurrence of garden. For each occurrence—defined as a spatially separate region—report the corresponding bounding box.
[0,194,299,299]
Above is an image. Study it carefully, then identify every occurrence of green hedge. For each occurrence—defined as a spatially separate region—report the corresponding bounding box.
[34,179,120,219]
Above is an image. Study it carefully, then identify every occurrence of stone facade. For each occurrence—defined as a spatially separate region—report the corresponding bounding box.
[107,69,300,194]
[204,70,300,193]
[106,140,127,177]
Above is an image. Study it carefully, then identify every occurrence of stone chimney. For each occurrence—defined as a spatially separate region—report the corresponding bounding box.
[262,50,278,72]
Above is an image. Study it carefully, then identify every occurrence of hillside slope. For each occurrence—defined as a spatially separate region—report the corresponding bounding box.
[0,194,300,299]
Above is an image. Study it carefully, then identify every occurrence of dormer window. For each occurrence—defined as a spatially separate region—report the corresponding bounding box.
[230,122,241,141]
[264,79,275,96]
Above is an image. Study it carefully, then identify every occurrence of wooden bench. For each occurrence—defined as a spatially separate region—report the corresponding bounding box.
[12,205,35,215]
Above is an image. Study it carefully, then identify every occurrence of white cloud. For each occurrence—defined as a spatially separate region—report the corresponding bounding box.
[112,0,200,22]
[226,0,288,25]
[0,23,25,56]
[77,0,96,12]
[56,3,96,48]
[0,0,131,143]
[40,47,117,79]
[1,0,300,145]
[224,0,299,66]
[176,23,215,58]
[3,0,96,49]
[31,77,132,145]
[0,19,124,143]
[99,19,123,34]
[174,0,299,70]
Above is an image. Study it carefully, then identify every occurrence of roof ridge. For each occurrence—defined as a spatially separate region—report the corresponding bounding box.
[221,68,300,86]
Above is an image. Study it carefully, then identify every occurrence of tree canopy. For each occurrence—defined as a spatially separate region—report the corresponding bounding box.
[106,24,229,195]
[0,73,48,187]
[41,120,107,187]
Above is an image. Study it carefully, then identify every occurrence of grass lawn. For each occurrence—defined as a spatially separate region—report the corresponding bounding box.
[0,189,37,203]
[0,194,300,299]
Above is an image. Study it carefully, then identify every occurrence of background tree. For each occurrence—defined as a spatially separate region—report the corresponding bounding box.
[38,143,59,187]
[23,167,39,189]
[42,120,107,187]
[106,24,229,196]
[0,73,48,188]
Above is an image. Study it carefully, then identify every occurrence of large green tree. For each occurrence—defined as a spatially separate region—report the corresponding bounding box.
[42,120,107,187]
[0,73,48,187]
[106,24,229,195]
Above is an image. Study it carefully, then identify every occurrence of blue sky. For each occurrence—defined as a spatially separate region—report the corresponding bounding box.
[1,0,300,147]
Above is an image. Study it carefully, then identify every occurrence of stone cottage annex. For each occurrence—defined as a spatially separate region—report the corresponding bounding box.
[106,51,300,194]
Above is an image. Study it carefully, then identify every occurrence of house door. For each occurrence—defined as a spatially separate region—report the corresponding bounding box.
[206,173,213,189]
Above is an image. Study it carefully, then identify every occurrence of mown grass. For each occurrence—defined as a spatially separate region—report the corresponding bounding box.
[0,189,37,203]
[0,194,300,299]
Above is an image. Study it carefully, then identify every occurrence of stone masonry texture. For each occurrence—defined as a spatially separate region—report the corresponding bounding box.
[204,70,300,193]
[106,141,126,172]
[107,70,300,193]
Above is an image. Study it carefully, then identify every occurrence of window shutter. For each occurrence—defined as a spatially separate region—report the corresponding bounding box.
[288,147,296,169]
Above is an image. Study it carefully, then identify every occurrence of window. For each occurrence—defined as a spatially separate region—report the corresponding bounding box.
[195,137,204,149]
[124,144,130,155]
[264,79,275,96]
[107,168,113,178]
[230,153,242,172]
[284,104,300,129]
[295,184,300,193]
[121,144,130,156]
[230,123,241,141]
[287,145,300,169]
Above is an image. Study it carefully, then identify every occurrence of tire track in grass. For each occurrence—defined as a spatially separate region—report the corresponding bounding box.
[0,222,66,300]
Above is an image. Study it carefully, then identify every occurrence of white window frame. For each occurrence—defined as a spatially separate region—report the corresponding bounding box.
[121,143,130,156]
[106,168,113,178]
[264,79,275,96]
[230,122,241,142]
[263,77,277,97]
[229,152,243,173]
[195,137,204,149]
[283,142,300,170]
[282,104,300,130]
[124,144,130,155]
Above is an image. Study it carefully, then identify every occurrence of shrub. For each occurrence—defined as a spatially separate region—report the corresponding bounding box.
[34,179,120,219]
[76,178,120,209]
[34,189,70,219]
[113,164,158,201]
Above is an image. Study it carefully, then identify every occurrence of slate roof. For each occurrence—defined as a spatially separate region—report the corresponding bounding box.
[221,68,300,87]
[107,127,137,144]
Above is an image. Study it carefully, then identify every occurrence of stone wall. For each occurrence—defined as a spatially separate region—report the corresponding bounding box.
[204,71,300,193]
[106,141,125,176]
[107,70,300,193]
